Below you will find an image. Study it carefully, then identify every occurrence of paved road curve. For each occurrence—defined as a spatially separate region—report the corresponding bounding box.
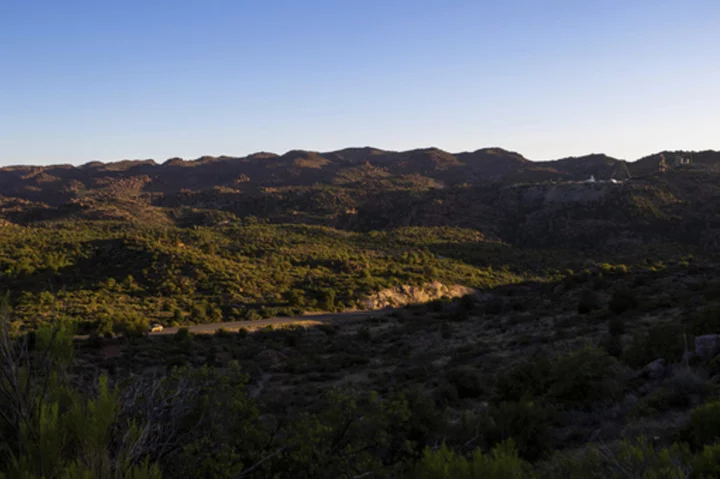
[148,309,392,336]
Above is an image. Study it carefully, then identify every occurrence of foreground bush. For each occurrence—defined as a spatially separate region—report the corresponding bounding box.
[0,318,161,478]
[485,401,554,461]
[691,399,720,446]
[609,290,639,314]
[623,323,687,368]
[548,346,624,408]
[415,440,534,479]
[540,438,692,478]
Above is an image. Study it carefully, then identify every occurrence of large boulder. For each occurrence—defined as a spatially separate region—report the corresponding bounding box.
[695,335,720,361]
[641,358,667,380]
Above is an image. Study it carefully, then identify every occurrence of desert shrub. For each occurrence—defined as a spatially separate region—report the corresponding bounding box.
[598,263,628,276]
[623,323,687,368]
[459,294,477,312]
[190,303,208,323]
[541,437,691,479]
[166,354,190,369]
[215,327,234,338]
[445,367,487,399]
[274,388,416,477]
[599,334,623,359]
[548,346,624,408]
[632,386,694,417]
[86,330,105,348]
[112,314,150,338]
[320,289,336,311]
[688,304,720,335]
[0,315,162,478]
[691,400,720,446]
[208,305,223,322]
[692,443,720,478]
[484,297,507,315]
[441,322,453,339]
[494,356,553,402]
[434,383,460,406]
[609,290,638,314]
[356,326,372,342]
[485,400,554,461]
[450,308,471,321]
[429,299,446,312]
[608,317,625,337]
[577,290,600,314]
[316,324,337,336]
[173,327,191,342]
[238,360,264,384]
[414,440,533,479]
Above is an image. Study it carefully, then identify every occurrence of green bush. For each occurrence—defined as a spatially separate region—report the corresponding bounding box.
[691,400,720,446]
[608,317,625,337]
[0,316,162,478]
[548,346,624,408]
[190,303,208,323]
[485,297,507,315]
[632,387,692,417]
[441,322,453,339]
[316,324,337,336]
[174,327,191,342]
[609,290,638,314]
[688,304,720,335]
[623,323,687,368]
[445,367,487,399]
[542,437,691,479]
[112,314,150,338]
[414,440,534,479]
[356,326,372,342]
[485,400,554,461]
[600,334,623,359]
[215,327,234,338]
[577,290,600,314]
[692,443,720,478]
[494,356,553,402]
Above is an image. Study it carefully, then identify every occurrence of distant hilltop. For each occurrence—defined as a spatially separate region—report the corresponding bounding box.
[1,147,717,196]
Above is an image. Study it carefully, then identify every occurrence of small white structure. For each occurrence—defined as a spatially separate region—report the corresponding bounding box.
[584,175,596,183]
[150,324,164,333]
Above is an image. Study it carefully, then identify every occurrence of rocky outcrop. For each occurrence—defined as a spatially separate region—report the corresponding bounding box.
[695,335,720,361]
[361,282,475,309]
[641,359,667,380]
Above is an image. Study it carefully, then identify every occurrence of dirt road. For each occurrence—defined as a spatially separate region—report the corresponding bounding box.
[148,309,392,336]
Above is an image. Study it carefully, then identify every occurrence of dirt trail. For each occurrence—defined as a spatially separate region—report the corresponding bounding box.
[150,309,391,336]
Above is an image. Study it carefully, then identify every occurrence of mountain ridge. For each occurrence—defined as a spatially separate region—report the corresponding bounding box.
[2,146,720,252]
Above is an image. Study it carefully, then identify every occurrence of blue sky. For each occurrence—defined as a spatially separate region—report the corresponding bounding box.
[1,1,719,165]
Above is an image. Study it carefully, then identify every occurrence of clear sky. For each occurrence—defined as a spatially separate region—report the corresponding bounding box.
[1,0,719,165]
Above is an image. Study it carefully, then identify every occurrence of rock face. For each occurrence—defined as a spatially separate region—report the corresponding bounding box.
[695,335,720,361]
[361,282,475,310]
